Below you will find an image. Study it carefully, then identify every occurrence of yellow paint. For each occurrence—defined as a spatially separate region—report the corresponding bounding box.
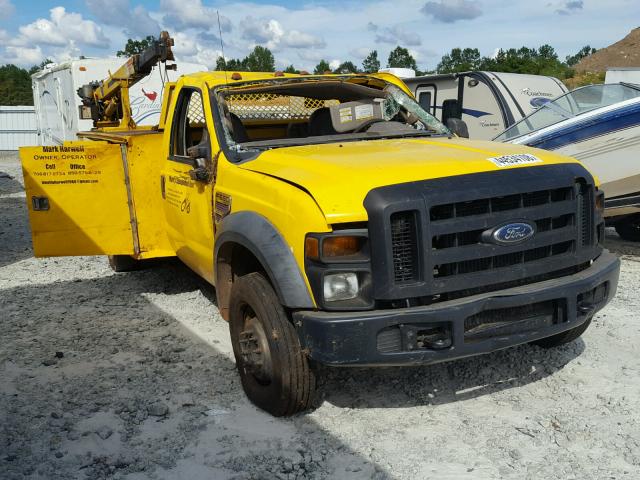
[20,141,134,257]
[19,71,591,305]
[240,139,583,223]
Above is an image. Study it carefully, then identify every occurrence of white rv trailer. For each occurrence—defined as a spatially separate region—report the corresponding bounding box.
[31,58,205,146]
[605,68,640,85]
[495,83,640,240]
[401,72,568,139]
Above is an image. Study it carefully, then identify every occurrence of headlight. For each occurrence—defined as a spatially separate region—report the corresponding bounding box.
[305,228,373,310]
[323,272,359,302]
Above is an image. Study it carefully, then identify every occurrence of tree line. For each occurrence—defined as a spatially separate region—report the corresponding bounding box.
[0,40,598,106]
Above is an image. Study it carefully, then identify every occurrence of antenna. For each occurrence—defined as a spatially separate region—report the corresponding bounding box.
[217,11,229,85]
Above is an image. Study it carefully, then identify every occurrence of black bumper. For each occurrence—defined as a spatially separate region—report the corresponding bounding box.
[294,251,620,366]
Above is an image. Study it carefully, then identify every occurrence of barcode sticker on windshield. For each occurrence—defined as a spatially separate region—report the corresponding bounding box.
[488,153,543,168]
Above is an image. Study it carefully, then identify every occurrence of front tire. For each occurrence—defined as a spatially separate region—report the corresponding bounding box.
[229,272,315,416]
[532,317,592,348]
[615,214,640,241]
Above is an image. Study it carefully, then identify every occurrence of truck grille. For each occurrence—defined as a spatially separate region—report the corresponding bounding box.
[365,164,602,302]
[391,211,418,283]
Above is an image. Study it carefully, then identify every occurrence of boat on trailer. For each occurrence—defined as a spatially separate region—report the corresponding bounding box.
[494,83,640,241]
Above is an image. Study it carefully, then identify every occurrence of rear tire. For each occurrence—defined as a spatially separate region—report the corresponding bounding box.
[532,317,592,348]
[229,272,315,416]
[108,255,141,272]
[615,215,640,241]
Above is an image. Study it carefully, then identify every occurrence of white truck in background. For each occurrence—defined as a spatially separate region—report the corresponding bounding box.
[31,58,204,145]
[401,71,569,139]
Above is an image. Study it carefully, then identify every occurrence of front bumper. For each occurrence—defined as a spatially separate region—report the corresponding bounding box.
[294,251,620,366]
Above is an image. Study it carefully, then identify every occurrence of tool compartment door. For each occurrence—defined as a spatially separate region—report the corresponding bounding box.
[20,142,135,257]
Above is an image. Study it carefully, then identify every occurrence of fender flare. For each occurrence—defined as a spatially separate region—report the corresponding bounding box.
[214,211,314,309]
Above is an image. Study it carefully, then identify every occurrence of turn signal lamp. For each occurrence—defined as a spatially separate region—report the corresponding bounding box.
[322,236,364,258]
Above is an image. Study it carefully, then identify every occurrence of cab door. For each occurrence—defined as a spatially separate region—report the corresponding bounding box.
[161,86,216,283]
[20,141,135,257]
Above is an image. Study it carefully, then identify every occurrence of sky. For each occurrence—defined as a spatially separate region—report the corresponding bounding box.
[0,0,638,72]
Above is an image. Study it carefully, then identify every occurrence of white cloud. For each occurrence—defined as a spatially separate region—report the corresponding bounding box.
[160,0,231,31]
[329,59,341,70]
[349,47,373,59]
[0,0,15,20]
[241,17,325,51]
[555,0,584,15]
[171,31,220,69]
[3,45,44,66]
[421,0,483,23]
[18,7,109,48]
[86,0,160,37]
[368,23,422,46]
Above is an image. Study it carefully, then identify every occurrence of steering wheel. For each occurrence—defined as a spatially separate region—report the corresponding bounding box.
[353,118,387,133]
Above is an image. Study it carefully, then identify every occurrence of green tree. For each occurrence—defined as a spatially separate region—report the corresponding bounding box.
[283,65,299,74]
[117,36,156,57]
[244,46,275,72]
[314,60,331,74]
[479,45,572,78]
[333,61,358,74]
[437,48,481,73]
[362,50,380,73]
[566,45,597,67]
[387,46,418,71]
[215,46,276,72]
[28,59,54,75]
[0,64,34,105]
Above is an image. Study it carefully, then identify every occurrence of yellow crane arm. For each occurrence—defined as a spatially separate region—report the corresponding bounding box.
[77,31,175,129]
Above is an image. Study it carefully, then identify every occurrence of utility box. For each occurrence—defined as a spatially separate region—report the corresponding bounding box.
[31,58,205,146]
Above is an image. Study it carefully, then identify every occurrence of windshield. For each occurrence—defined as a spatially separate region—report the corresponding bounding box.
[213,77,450,153]
[494,83,640,142]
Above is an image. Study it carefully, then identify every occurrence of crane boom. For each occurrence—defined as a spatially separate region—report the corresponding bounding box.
[77,31,175,129]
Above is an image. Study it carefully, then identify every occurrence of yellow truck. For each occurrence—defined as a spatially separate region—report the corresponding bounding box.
[20,34,619,416]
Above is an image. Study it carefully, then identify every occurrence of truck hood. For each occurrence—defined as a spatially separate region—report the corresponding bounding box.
[240,137,580,224]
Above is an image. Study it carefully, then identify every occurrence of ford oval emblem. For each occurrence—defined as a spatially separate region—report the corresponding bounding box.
[487,222,535,245]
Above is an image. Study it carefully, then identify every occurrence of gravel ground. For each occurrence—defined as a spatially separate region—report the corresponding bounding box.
[1,151,639,479]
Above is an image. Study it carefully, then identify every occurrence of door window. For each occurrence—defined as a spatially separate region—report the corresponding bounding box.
[171,89,207,158]
[418,91,432,113]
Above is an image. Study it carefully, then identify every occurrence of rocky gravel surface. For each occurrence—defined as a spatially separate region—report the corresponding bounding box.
[1,151,639,479]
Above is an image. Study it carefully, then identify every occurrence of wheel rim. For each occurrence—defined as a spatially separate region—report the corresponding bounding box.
[238,305,274,385]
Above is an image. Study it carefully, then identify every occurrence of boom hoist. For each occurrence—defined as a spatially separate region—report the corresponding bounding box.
[77,31,175,129]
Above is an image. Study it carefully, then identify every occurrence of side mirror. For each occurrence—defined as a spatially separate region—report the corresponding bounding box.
[187,144,209,161]
[187,145,212,182]
[446,118,469,139]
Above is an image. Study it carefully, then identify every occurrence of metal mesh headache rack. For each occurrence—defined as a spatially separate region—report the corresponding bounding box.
[225,93,339,120]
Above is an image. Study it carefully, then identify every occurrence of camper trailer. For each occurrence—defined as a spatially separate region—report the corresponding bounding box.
[402,72,568,139]
[31,58,204,146]
[495,83,640,240]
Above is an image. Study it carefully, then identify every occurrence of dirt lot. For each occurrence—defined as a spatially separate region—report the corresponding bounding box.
[1,151,639,479]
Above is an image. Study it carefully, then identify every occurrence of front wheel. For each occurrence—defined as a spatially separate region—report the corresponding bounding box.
[615,214,640,241]
[229,272,315,416]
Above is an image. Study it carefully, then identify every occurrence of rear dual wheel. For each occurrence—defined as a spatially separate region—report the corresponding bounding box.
[107,255,142,272]
[229,272,315,416]
[614,214,640,242]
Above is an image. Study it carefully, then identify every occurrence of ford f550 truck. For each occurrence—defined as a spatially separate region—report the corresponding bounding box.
[19,34,619,416]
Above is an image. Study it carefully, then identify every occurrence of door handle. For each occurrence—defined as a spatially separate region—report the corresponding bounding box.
[160,175,166,199]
